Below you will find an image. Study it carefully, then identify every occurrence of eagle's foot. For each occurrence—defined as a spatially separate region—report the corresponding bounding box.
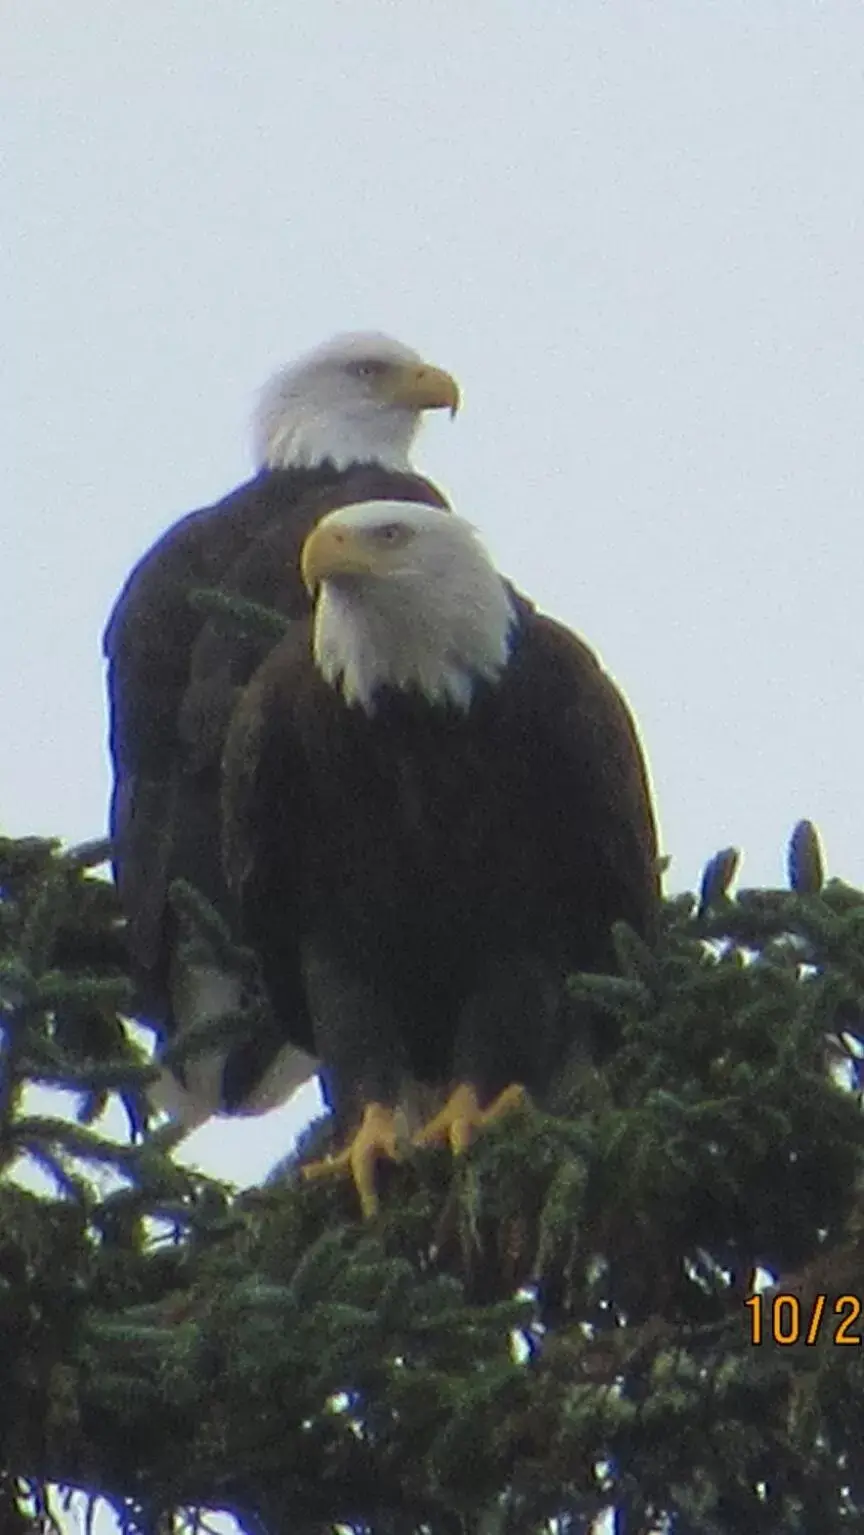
[302,1101,401,1218]
[413,1081,529,1155]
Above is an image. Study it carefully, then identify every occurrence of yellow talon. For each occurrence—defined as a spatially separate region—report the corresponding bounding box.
[413,1082,529,1154]
[302,1101,401,1218]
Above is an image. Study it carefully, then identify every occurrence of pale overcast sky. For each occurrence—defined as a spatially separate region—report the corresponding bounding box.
[9,2,864,1182]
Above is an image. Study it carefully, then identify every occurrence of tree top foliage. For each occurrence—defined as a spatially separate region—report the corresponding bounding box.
[2,825,864,1535]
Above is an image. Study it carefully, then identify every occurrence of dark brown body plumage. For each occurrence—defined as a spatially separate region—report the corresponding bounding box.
[222,596,659,1124]
[104,464,448,1057]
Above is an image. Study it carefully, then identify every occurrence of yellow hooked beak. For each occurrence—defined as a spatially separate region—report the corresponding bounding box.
[382,361,460,417]
[302,521,375,595]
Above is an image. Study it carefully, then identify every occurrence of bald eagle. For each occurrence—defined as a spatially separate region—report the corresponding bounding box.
[104,334,459,1125]
[222,499,659,1215]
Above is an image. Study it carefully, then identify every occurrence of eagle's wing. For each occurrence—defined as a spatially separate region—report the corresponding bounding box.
[177,517,315,775]
[518,610,660,963]
[220,627,318,1058]
[104,475,297,1001]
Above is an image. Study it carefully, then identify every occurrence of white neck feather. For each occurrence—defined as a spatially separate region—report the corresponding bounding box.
[264,411,419,473]
[314,562,517,714]
[256,384,419,473]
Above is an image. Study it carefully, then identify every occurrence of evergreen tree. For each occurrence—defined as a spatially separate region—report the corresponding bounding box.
[2,823,864,1535]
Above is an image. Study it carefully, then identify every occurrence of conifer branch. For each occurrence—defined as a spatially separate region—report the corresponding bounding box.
[2,828,864,1532]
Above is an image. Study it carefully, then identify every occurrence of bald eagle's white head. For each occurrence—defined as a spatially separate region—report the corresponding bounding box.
[254,332,460,474]
[302,499,516,714]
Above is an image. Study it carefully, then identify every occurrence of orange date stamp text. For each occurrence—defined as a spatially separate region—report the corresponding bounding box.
[746,1293,862,1346]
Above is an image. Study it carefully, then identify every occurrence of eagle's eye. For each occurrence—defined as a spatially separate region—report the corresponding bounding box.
[349,359,387,380]
[374,522,407,544]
